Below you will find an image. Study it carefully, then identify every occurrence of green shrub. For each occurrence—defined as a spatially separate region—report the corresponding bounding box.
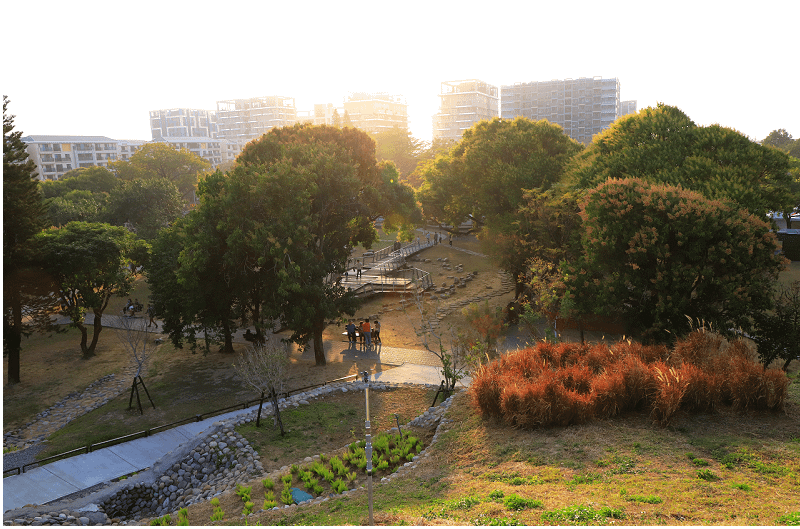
[210,508,224,522]
[627,494,663,504]
[503,494,543,511]
[692,458,709,467]
[242,501,254,516]
[281,483,293,505]
[489,489,505,501]
[281,474,292,485]
[775,511,800,526]
[313,483,325,495]
[235,484,252,503]
[263,498,276,510]
[541,504,624,523]
[210,497,220,507]
[697,469,718,481]
[262,477,274,490]
[332,478,348,494]
[290,464,299,474]
[732,482,752,491]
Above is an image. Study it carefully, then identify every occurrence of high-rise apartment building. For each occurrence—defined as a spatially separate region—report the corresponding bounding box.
[215,96,297,142]
[619,99,638,118]
[152,137,224,167]
[21,135,123,180]
[149,108,217,139]
[343,92,408,134]
[432,80,499,141]
[500,77,636,144]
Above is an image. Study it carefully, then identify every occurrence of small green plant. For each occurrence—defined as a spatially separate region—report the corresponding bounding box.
[313,483,325,495]
[235,484,252,503]
[242,501,255,516]
[692,458,710,467]
[732,482,752,491]
[503,494,543,511]
[331,478,348,494]
[210,507,225,522]
[210,497,220,508]
[3,445,19,454]
[627,494,663,504]
[281,473,292,485]
[281,482,293,505]
[541,504,625,523]
[290,463,299,475]
[489,489,505,501]
[775,511,800,525]
[697,469,718,481]
[261,477,274,490]
[176,507,189,526]
[346,470,357,482]
[263,498,276,510]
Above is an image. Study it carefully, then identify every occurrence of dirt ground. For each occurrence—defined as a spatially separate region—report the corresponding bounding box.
[320,237,516,351]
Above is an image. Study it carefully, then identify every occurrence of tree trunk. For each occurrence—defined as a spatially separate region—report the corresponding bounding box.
[221,321,234,354]
[312,316,326,366]
[6,281,23,383]
[271,387,285,436]
[77,321,91,357]
[85,311,103,357]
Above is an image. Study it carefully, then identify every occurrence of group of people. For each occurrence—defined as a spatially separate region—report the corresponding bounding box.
[345,318,381,348]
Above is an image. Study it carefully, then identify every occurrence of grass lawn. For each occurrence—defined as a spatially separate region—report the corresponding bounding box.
[3,326,131,432]
[215,375,800,527]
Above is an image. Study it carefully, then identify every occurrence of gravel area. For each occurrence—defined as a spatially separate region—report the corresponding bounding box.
[3,443,47,474]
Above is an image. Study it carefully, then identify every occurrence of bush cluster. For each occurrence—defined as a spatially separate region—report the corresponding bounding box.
[470,331,788,427]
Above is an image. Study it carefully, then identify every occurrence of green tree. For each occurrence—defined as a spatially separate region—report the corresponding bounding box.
[35,222,150,357]
[373,127,425,181]
[753,281,800,371]
[417,117,582,295]
[40,166,118,199]
[3,95,51,384]
[568,103,792,217]
[110,142,209,203]
[103,178,183,240]
[762,129,794,151]
[47,189,106,226]
[565,178,786,342]
[237,124,419,364]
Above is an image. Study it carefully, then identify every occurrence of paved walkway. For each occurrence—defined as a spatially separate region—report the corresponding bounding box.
[2,363,458,512]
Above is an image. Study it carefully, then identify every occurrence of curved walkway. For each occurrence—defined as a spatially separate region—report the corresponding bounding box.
[2,363,461,513]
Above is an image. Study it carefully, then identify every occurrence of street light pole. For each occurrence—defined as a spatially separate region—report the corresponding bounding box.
[363,370,374,525]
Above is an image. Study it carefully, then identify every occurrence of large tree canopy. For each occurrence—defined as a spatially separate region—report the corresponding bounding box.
[111,142,209,202]
[35,222,150,357]
[150,124,418,364]
[568,103,792,216]
[103,178,184,240]
[564,178,786,342]
[417,117,582,233]
[4,95,51,384]
[372,127,425,182]
[416,117,582,295]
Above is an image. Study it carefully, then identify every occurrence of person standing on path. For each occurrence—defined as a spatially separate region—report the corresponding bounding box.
[356,259,362,279]
[372,319,381,345]
[449,233,452,246]
[362,319,372,348]
[146,304,156,327]
[346,319,357,347]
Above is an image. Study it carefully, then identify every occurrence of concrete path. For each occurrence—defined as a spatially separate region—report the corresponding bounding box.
[2,363,455,512]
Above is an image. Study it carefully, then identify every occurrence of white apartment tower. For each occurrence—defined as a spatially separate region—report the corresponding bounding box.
[149,108,217,139]
[215,96,297,142]
[500,77,636,144]
[432,80,499,141]
[343,92,408,134]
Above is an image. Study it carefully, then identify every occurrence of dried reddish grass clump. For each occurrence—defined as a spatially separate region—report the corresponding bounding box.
[469,330,789,429]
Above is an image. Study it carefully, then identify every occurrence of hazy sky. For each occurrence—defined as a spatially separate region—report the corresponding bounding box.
[5,0,798,144]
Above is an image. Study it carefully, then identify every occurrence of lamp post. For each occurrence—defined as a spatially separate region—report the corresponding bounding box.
[363,370,374,525]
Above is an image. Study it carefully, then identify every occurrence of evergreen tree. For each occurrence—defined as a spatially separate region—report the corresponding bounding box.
[3,95,50,384]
